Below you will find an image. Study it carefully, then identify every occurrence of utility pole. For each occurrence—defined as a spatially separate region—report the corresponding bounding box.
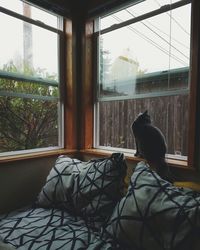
[23,3,33,70]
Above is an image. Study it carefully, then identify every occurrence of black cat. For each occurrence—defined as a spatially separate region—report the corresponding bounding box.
[131,110,172,182]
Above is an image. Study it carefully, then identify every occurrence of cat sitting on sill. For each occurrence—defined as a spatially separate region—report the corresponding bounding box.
[131,110,173,182]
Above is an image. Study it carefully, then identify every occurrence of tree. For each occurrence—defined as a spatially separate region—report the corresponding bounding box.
[0,62,59,153]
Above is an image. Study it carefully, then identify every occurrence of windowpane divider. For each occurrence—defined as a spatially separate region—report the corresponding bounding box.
[0,91,58,101]
[0,6,62,34]
[0,70,58,86]
[98,89,189,102]
[98,0,191,35]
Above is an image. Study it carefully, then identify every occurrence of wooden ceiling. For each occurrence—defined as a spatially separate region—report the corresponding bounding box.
[29,0,135,18]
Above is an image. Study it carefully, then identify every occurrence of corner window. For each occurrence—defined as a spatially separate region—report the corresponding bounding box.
[0,1,64,155]
[94,0,192,160]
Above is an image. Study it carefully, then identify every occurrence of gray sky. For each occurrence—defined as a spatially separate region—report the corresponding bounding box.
[100,0,191,73]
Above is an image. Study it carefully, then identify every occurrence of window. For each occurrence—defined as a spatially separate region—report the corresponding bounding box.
[94,0,192,160]
[0,0,64,155]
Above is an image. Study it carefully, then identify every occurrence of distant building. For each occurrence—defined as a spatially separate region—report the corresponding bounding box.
[102,54,139,96]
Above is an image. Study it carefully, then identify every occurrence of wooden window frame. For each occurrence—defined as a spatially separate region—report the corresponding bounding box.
[1,0,200,175]
[81,0,200,172]
[0,7,77,163]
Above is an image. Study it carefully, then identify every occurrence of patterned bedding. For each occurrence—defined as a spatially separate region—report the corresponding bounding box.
[0,206,118,250]
[1,156,200,250]
[0,153,126,250]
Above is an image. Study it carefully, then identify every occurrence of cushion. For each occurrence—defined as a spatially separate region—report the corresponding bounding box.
[36,153,127,228]
[105,161,200,250]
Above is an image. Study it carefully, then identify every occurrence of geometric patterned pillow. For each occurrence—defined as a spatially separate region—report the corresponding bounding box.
[105,161,200,250]
[73,153,127,228]
[36,156,82,212]
[36,153,127,228]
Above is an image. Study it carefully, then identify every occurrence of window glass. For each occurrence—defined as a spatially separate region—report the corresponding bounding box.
[99,5,190,98]
[0,0,63,155]
[101,0,182,30]
[96,1,191,158]
[0,0,22,13]
[0,0,58,28]
[98,95,189,157]
[0,96,59,153]
[0,13,58,81]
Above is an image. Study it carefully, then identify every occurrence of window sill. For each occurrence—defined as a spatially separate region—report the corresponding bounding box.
[0,149,78,164]
[0,147,194,172]
[80,148,194,170]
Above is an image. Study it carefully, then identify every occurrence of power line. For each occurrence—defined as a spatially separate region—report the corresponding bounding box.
[125,9,189,60]
[154,0,190,36]
[111,15,188,67]
[126,9,190,50]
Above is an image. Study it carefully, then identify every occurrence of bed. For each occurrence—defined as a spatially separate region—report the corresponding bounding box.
[0,153,200,250]
[0,206,119,249]
[0,153,126,250]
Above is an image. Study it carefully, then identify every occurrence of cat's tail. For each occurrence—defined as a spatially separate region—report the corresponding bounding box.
[156,158,174,183]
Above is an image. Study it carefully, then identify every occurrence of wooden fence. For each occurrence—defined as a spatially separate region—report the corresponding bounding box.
[99,94,189,156]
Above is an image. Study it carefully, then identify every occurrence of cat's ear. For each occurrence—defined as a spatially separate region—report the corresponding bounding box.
[144,110,148,115]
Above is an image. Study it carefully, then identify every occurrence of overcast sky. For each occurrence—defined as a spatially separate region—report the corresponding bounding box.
[100,0,191,73]
[0,0,58,79]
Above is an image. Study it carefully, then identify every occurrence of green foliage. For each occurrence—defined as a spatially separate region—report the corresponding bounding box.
[0,63,59,153]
